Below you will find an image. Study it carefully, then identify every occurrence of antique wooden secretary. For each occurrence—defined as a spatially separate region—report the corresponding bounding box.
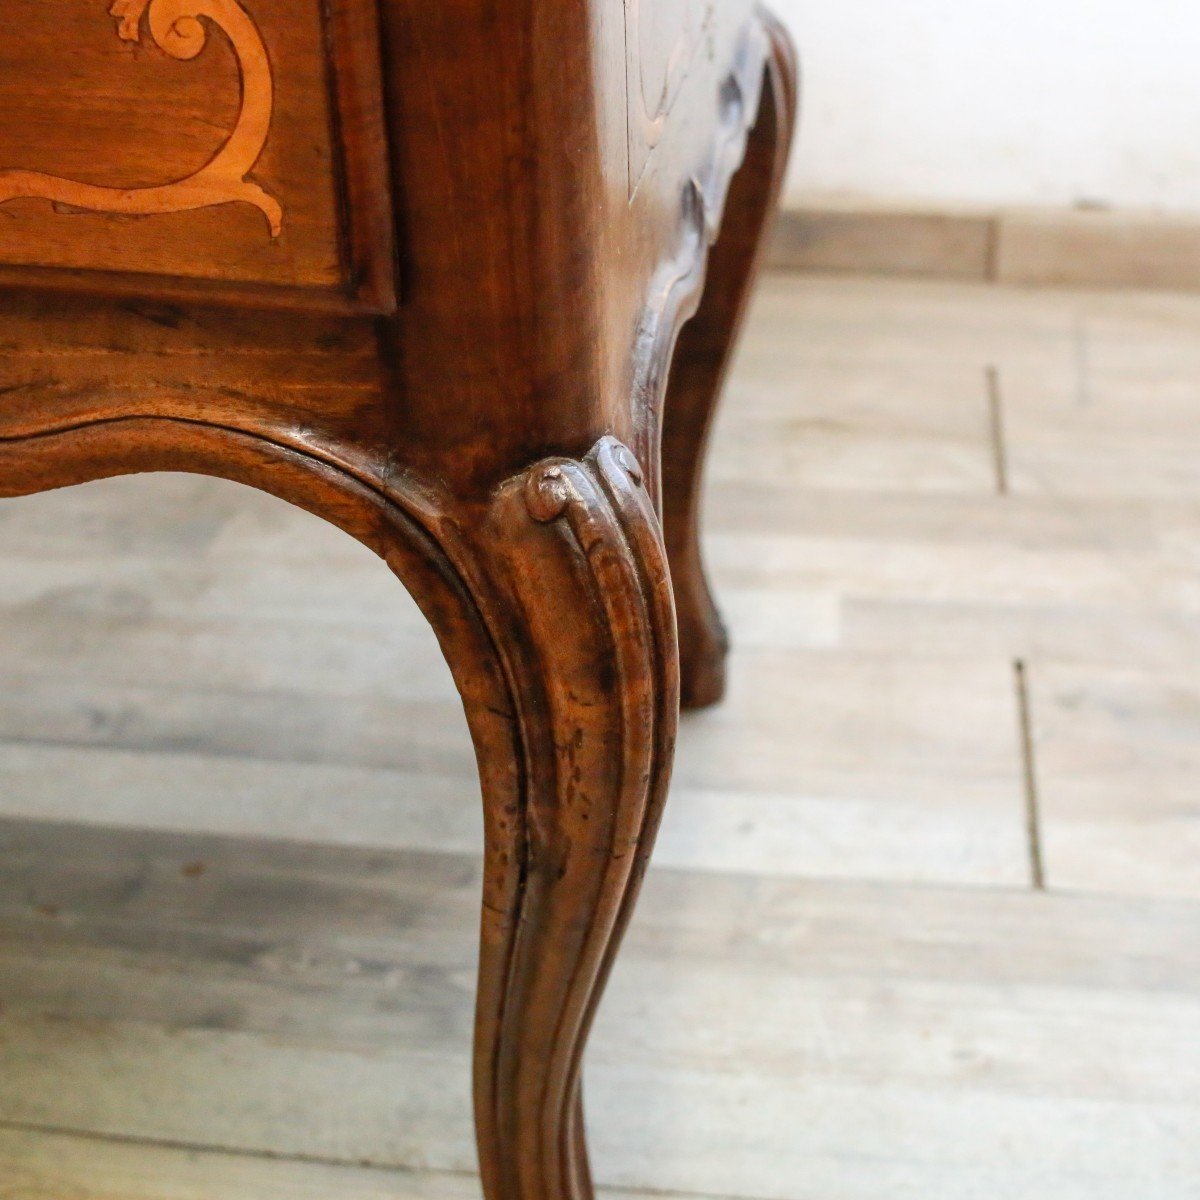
[0,0,796,1195]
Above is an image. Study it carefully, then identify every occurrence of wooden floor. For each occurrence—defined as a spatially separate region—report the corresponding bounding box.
[1,272,1199,1199]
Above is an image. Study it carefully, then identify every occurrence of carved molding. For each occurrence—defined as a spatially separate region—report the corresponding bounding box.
[0,0,282,236]
[632,11,775,437]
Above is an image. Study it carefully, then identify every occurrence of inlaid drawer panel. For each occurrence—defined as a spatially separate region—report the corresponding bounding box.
[0,0,394,311]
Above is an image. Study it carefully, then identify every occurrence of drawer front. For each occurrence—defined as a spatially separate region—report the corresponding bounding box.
[0,0,394,311]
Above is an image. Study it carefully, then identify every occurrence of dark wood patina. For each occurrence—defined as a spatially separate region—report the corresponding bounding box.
[0,1,796,1195]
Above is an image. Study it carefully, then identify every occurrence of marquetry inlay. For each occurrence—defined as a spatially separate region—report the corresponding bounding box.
[0,0,281,236]
[624,0,715,197]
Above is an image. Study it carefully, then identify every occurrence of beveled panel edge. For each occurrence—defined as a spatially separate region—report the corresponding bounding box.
[325,0,398,314]
[0,261,387,316]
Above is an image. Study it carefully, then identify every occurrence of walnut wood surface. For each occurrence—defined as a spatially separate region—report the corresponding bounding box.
[0,3,796,1197]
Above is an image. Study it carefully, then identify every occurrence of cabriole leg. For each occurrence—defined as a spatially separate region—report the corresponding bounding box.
[468,438,679,1200]
[662,13,798,708]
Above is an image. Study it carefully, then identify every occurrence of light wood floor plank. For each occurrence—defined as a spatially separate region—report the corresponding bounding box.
[0,820,1197,1199]
[711,358,996,495]
[1003,369,1200,500]
[1030,660,1200,900]
[0,1127,479,1200]
[703,485,1200,671]
[0,642,1031,887]
[0,1127,677,1200]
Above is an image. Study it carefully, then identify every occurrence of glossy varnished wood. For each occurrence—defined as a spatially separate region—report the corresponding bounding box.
[0,3,796,1197]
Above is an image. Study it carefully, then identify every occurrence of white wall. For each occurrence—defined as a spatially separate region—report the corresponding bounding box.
[775,0,1200,214]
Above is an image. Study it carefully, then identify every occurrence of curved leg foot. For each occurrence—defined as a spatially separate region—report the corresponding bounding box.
[467,437,679,1200]
[662,13,798,709]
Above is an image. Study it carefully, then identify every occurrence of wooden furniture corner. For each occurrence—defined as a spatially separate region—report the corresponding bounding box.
[0,1,797,1196]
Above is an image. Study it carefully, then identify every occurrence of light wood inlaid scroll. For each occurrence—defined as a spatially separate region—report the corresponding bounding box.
[624,0,715,198]
[0,0,282,236]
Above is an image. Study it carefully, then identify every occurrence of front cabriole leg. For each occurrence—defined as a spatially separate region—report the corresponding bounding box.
[469,437,679,1200]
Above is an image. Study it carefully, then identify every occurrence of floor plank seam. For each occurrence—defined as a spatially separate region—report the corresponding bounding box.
[0,1118,804,1200]
[0,1117,452,1177]
[985,364,1009,496]
[1013,659,1047,891]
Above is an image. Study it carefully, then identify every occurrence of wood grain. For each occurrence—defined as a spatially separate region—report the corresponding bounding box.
[1031,661,1200,900]
[0,467,1028,890]
[0,5,799,1194]
[4,268,1200,1196]
[0,820,1196,1198]
[0,1127,688,1200]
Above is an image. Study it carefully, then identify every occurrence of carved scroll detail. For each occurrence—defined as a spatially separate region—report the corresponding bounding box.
[0,0,282,236]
